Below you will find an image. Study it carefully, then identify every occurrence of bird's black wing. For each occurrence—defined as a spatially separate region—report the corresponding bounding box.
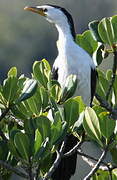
[90,68,98,105]
[52,135,78,180]
[51,66,78,180]
[52,66,58,80]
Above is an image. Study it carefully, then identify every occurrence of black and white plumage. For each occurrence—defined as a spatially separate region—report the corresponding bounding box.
[24,5,97,180]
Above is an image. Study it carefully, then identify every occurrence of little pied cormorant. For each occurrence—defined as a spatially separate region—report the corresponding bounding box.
[24,5,97,180]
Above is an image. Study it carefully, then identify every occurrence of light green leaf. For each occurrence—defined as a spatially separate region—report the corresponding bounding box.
[99,112,116,139]
[64,97,80,127]
[84,107,102,146]
[8,67,17,77]
[2,76,18,104]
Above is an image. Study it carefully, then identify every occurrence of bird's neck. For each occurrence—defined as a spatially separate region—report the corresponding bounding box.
[55,23,75,55]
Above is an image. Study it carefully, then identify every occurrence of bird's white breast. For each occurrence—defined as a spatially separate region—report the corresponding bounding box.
[54,40,95,106]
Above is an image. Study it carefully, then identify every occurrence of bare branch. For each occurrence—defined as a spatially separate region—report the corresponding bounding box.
[42,139,66,180]
[95,93,117,119]
[64,140,83,157]
[0,160,29,179]
[83,138,112,180]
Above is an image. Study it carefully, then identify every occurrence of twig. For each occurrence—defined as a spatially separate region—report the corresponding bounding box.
[106,51,117,100]
[0,160,29,179]
[64,140,83,157]
[83,138,112,180]
[95,93,117,119]
[42,139,66,180]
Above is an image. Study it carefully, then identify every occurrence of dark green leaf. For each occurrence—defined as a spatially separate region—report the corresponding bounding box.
[14,132,30,161]
[35,116,51,141]
[111,15,117,44]
[34,129,42,154]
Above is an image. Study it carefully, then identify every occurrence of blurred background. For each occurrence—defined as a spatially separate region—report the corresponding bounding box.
[0,0,117,81]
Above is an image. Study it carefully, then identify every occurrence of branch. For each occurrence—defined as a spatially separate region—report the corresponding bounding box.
[83,140,112,180]
[106,50,117,100]
[0,160,29,179]
[95,93,117,119]
[64,140,83,157]
[42,139,66,180]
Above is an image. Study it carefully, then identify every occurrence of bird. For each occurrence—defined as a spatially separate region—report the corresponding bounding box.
[24,4,97,180]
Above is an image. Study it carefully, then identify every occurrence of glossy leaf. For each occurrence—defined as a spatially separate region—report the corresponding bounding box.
[14,132,30,161]
[2,76,18,104]
[93,44,104,66]
[40,87,49,111]
[84,107,102,146]
[18,79,38,102]
[98,17,115,46]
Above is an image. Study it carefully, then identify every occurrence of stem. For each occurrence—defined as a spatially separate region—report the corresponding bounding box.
[106,50,117,100]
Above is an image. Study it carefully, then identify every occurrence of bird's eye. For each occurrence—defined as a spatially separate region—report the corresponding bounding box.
[43,8,47,12]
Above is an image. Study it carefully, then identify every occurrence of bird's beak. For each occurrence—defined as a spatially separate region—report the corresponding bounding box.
[24,6,46,17]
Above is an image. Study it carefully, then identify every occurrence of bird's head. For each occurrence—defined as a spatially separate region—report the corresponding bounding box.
[24,5,70,24]
[24,4,75,39]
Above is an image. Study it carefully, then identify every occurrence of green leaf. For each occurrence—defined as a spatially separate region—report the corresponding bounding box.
[34,129,42,154]
[50,111,62,144]
[93,44,104,66]
[61,75,77,102]
[2,76,18,104]
[88,20,103,42]
[8,140,19,158]
[14,132,30,161]
[76,30,98,56]
[34,137,49,161]
[98,17,115,46]
[84,107,102,146]
[8,67,17,77]
[111,15,117,44]
[35,116,51,141]
[18,79,38,102]
[33,60,49,87]
[40,87,49,111]
[64,97,82,127]
[99,112,116,139]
